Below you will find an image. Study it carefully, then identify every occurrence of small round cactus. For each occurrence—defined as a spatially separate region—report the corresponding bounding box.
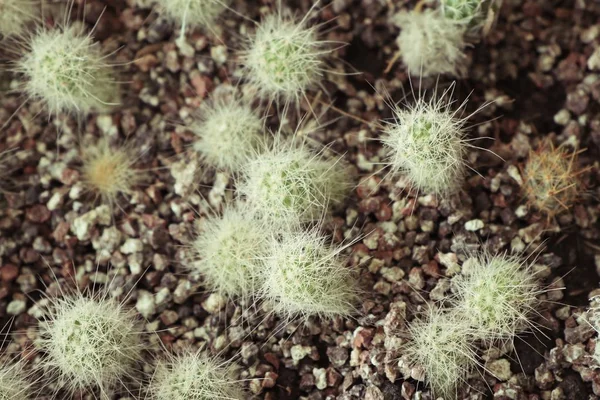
[450,252,542,343]
[381,86,469,195]
[191,97,265,172]
[18,24,119,116]
[156,0,230,32]
[402,307,477,399]
[440,0,482,22]
[0,0,37,37]
[260,226,359,321]
[190,204,268,299]
[237,141,352,224]
[80,137,147,206]
[37,292,142,395]
[148,351,245,400]
[0,359,34,399]
[243,13,326,104]
[393,9,467,77]
[522,141,583,219]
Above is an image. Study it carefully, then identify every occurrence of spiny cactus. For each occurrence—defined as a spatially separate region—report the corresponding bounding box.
[521,141,584,219]
[440,0,502,34]
[148,351,245,399]
[450,252,542,343]
[37,292,142,396]
[17,24,119,117]
[0,358,34,399]
[402,307,478,399]
[190,97,266,172]
[393,9,467,77]
[0,0,38,37]
[156,0,230,33]
[190,204,268,299]
[381,83,470,196]
[260,226,360,321]
[237,140,352,224]
[242,11,326,105]
[80,137,147,207]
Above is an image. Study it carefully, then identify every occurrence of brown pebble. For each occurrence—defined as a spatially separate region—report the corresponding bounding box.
[25,204,51,223]
[0,264,19,282]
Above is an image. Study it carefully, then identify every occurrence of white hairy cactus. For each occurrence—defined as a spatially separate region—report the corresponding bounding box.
[260,226,360,321]
[237,140,352,224]
[0,359,34,399]
[37,292,142,396]
[18,24,119,116]
[156,0,230,32]
[190,204,268,299]
[381,83,470,196]
[243,11,326,104]
[148,351,245,399]
[394,9,467,77]
[0,0,38,37]
[451,252,542,343]
[191,97,266,172]
[403,307,477,398]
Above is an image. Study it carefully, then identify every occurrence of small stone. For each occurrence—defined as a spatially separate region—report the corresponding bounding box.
[120,238,143,254]
[71,205,111,241]
[554,109,571,125]
[291,345,312,362]
[159,309,179,326]
[1,265,19,282]
[136,290,156,318]
[26,204,51,223]
[201,293,225,314]
[465,219,485,231]
[171,157,201,197]
[210,45,227,65]
[6,299,26,315]
[313,368,327,390]
[507,165,523,185]
[486,359,512,381]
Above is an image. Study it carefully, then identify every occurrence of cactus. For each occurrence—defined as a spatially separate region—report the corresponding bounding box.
[37,292,142,395]
[521,141,583,219]
[237,140,352,224]
[148,351,244,400]
[80,137,147,207]
[191,97,266,172]
[0,0,38,37]
[393,9,467,77]
[156,0,230,33]
[402,307,478,399]
[450,252,542,343]
[243,12,326,104]
[381,83,469,195]
[260,226,359,321]
[190,204,268,299]
[18,24,119,117]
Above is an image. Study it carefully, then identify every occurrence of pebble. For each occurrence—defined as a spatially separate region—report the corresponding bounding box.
[486,359,512,381]
[6,299,26,315]
[291,345,313,362]
[71,205,111,241]
[201,293,225,314]
[465,219,485,231]
[313,368,327,390]
[136,290,156,319]
[120,238,143,254]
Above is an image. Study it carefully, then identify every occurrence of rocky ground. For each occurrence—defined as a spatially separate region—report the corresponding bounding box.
[1,0,600,399]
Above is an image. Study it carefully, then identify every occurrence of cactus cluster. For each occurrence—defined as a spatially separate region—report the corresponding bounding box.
[0,0,586,399]
[402,251,544,397]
